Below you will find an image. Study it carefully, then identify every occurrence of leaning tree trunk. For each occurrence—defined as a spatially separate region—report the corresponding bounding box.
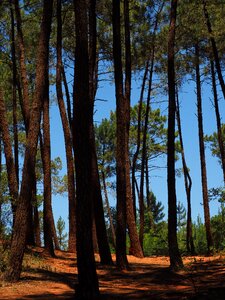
[4,0,53,282]
[56,0,76,253]
[113,0,129,270]
[0,91,18,218]
[202,0,225,100]
[210,59,225,183]
[195,43,213,254]
[124,0,143,258]
[176,90,195,255]
[167,0,183,271]
[73,0,100,298]
[131,61,149,218]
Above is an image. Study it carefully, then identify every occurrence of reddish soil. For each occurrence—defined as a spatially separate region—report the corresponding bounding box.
[0,248,225,299]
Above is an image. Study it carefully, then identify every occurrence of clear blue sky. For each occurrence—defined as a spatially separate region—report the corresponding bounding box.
[50,71,225,232]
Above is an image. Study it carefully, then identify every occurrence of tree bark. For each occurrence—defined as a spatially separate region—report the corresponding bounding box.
[73,0,100,297]
[14,0,30,129]
[195,43,213,254]
[123,0,143,258]
[4,0,53,282]
[56,0,76,253]
[88,0,113,265]
[210,59,225,183]
[0,91,18,216]
[167,0,183,271]
[112,0,129,270]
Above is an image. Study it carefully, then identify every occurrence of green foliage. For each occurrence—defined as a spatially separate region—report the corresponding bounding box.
[56,216,68,251]
[193,215,207,254]
[143,222,168,256]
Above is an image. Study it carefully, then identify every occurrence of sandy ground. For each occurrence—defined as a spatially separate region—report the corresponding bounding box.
[0,248,225,299]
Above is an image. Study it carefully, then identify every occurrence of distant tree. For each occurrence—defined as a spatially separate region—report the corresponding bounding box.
[56,216,68,251]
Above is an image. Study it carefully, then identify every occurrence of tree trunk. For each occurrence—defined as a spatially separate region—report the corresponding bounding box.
[73,0,100,297]
[10,5,19,190]
[123,0,144,258]
[175,90,195,255]
[33,178,41,247]
[42,97,56,256]
[131,61,149,219]
[0,91,18,217]
[62,66,72,130]
[195,43,213,254]
[56,0,76,253]
[210,59,225,183]
[4,0,53,282]
[14,0,30,129]
[167,0,183,271]
[112,0,129,270]
[88,0,113,265]
[102,170,116,248]
[202,0,225,100]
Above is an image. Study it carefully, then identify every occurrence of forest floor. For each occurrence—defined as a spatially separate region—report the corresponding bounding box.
[0,247,225,299]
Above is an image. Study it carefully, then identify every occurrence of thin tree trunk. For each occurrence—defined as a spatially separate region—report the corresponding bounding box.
[131,61,149,218]
[102,170,116,248]
[202,0,225,100]
[139,4,163,249]
[124,0,143,259]
[210,59,225,183]
[88,0,113,265]
[42,97,56,256]
[4,0,53,282]
[56,0,76,253]
[113,0,129,270]
[167,0,183,271]
[195,43,213,254]
[62,66,72,130]
[73,0,100,297]
[33,178,41,247]
[10,5,19,189]
[175,90,195,255]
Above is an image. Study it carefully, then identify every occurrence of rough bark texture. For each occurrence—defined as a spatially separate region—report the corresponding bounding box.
[195,43,213,254]
[167,0,183,271]
[4,0,53,282]
[0,91,18,214]
[14,0,30,128]
[176,91,195,255]
[202,0,225,100]
[33,179,41,247]
[113,0,129,270]
[73,0,100,298]
[56,0,76,253]
[124,0,143,258]
[210,60,225,183]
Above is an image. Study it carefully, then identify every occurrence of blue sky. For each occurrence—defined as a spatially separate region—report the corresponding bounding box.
[50,71,225,232]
